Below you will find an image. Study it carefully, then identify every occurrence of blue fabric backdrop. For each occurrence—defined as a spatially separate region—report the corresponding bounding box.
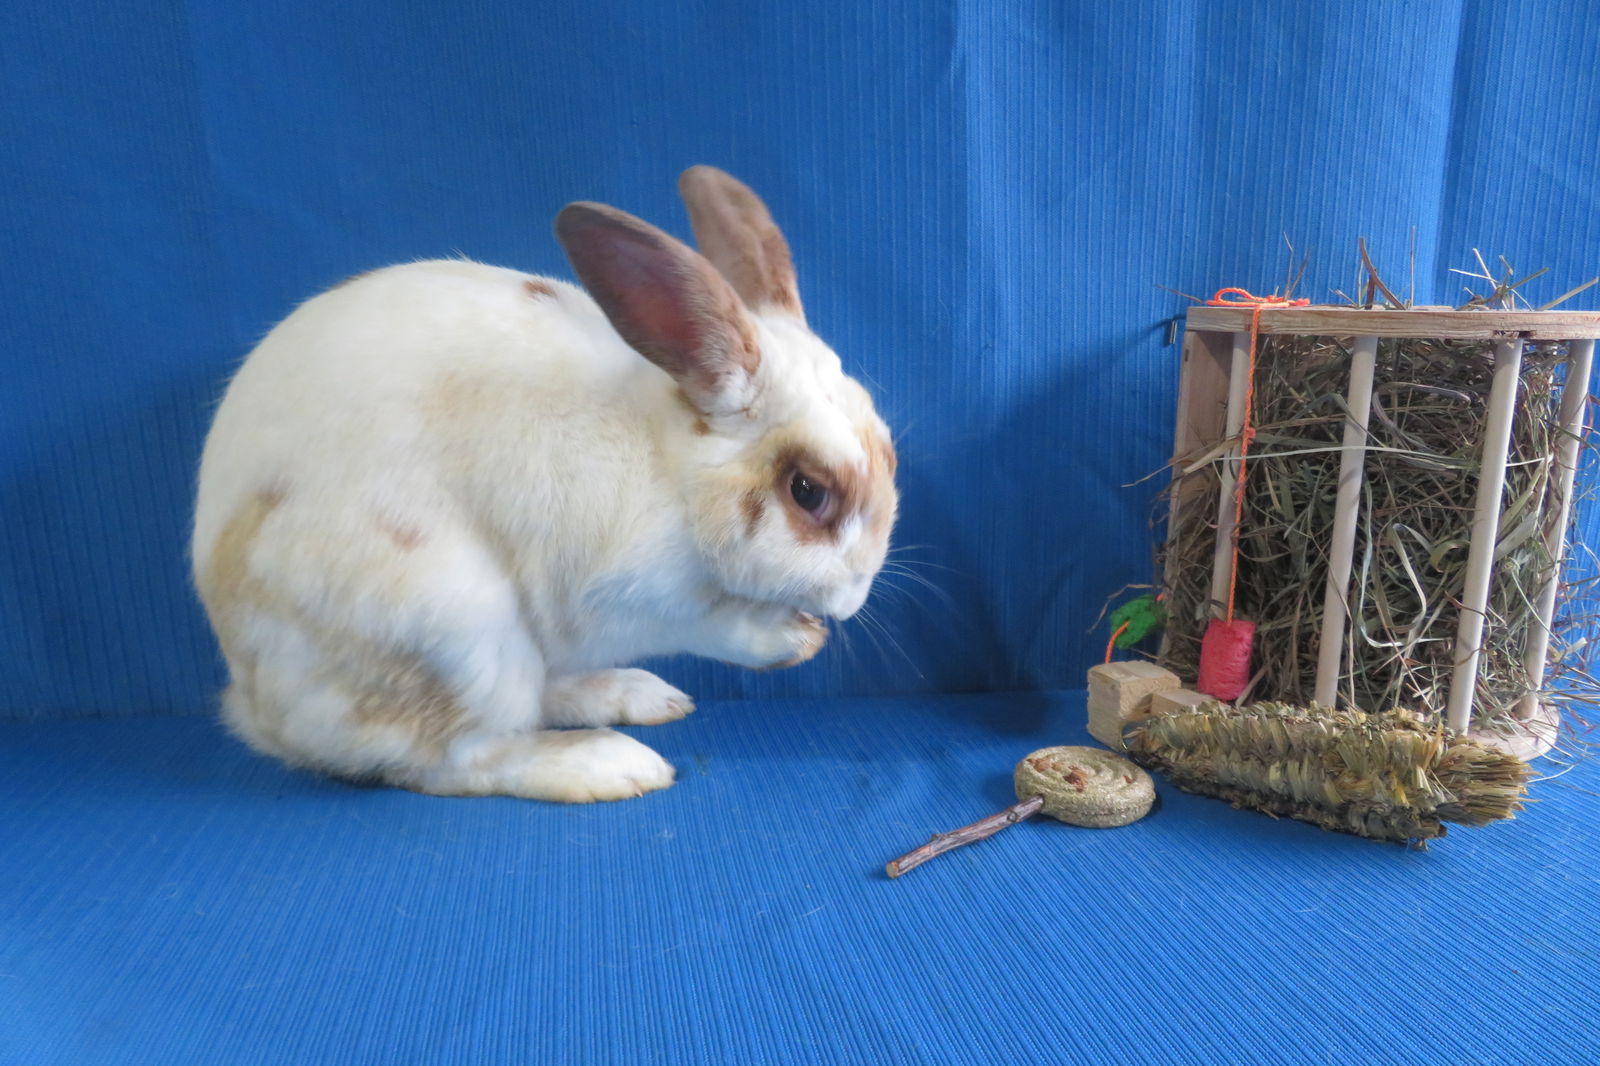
[5,0,1599,717]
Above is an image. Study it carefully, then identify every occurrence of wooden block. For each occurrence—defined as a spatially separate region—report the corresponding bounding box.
[1149,687,1217,718]
[1087,661,1180,750]
[1088,661,1181,711]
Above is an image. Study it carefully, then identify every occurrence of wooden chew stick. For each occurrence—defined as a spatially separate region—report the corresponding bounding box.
[884,796,1044,878]
[885,747,1155,878]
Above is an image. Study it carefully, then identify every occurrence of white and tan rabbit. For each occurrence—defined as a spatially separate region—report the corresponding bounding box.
[192,167,897,802]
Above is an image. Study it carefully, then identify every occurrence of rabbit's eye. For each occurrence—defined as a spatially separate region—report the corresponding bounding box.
[789,472,829,514]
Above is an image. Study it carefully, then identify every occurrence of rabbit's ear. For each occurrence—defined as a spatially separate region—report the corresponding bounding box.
[677,166,803,321]
[556,202,761,415]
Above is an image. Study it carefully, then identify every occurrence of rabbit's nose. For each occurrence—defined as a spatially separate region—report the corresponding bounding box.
[828,572,875,620]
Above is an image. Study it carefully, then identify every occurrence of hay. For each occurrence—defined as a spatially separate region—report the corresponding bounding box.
[1125,701,1531,843]
[1158,331,1587,731]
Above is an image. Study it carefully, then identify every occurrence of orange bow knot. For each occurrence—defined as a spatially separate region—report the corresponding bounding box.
[1206,287,1309,308]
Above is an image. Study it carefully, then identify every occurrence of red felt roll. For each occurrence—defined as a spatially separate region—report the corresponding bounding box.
[1197,618,1255,701]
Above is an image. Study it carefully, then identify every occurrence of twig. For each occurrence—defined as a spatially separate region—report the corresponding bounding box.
[884,794,1044,878]
[1281,234,1309,301]
[1537,277,1599,311]
[1157,283,1206,304]
[1360,237,1404,309]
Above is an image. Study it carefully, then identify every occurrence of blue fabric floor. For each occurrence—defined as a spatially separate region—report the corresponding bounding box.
[4,692,1596,1066]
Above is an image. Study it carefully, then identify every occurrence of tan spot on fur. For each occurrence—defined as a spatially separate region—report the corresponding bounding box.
[200,487,464,765]
[868,431,898,478]
[672,387,712,434]
[421,369,476,428]
[347,650,466,761]
[868,498,896,542]
[201,488,284,608]
[523,278,556,298]
[738,329,762,375]
[198,488,286,725]
[862,431,899,540]
[378,517,425,551]
[741,488,766,535]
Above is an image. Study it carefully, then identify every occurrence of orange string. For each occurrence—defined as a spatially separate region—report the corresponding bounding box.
[1104,620,1130,664]
[1204,288,1309,623]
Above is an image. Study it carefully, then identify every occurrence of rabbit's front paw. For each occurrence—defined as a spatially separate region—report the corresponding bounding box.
[692,600,830,670]
[531,729,676,802]
[757,611,828,670]
[542,669,695,728]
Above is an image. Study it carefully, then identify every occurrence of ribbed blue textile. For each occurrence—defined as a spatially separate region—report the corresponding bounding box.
[3,692,1595,1066]
[5,0,1600,716]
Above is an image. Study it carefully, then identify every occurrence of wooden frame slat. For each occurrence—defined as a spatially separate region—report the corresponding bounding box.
[1186,306,1600,340]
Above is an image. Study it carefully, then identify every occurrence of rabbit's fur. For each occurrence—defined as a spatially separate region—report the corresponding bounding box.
[192,167,896,802]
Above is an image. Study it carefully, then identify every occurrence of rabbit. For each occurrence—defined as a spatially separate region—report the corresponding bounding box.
[190,166,897,802]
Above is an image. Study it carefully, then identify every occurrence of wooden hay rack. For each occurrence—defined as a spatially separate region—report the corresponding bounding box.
[1161,306,1600,756]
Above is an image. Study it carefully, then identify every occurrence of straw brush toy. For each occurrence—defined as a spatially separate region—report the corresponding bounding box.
[1123,700,1530,844]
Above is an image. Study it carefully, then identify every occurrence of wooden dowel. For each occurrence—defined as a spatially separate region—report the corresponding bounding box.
[1519,338,1596,720]
[1209,332,1252,615]
[1448,340,1524,733]
[1313,336,1379,709]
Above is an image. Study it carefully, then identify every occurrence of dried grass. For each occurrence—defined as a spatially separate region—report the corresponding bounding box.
[1126,701,1531,843]
[1157,332,1594,734]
